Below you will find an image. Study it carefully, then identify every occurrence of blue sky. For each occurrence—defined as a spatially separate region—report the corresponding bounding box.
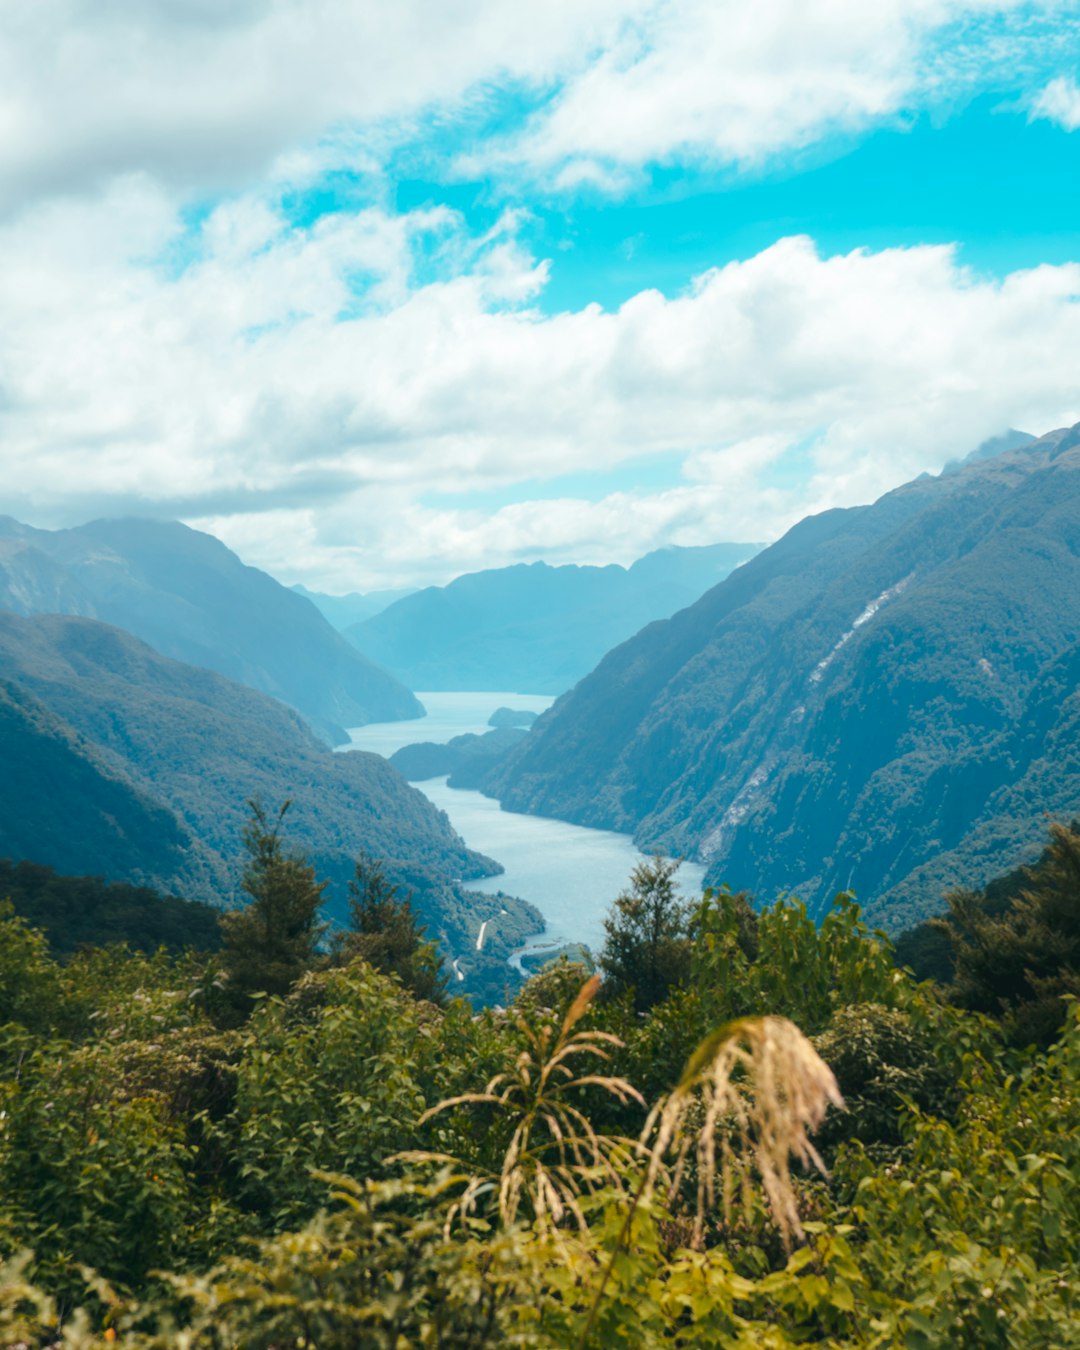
[0,1,1078,589]
[395,93,1080,313]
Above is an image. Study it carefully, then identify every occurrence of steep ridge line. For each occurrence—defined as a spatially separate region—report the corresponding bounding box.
[485,424,1080,930]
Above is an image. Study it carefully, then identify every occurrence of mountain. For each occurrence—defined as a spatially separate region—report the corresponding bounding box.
[486,424,1080,930]
[0,610,494,916]
[0,676,213,892]
[940,428,1036,475]
[345,543,763,694]
[291,583,415,630]
[0,517,421,744]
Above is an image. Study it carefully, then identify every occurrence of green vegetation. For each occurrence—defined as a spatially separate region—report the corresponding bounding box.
[599,855,692,1013]
[900,820,1080,1048]
[389,725,527,786]
[0,610,532,999]
[2,825,1078,1348]
[0,857,221,958]
[217,801,328,1022]
[334,851,447,1004]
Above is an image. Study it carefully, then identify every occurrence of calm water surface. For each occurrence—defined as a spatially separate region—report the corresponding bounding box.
[345,693,707,958]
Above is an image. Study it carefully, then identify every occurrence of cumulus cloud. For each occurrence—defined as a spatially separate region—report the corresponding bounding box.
[2,179,1078,589]
[1030,75,1080,130]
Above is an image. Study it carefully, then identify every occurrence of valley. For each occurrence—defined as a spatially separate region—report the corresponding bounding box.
[4,15,1079,1341]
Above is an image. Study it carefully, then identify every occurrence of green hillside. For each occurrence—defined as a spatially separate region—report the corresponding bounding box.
[487,424,1080,928]
[0,678,218,894]
[0,612,528,991]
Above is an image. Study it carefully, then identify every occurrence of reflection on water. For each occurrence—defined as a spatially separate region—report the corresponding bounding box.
[344,692,706,959]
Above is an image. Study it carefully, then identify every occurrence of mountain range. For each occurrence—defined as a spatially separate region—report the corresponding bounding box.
[0,517,420,744]
[486,424,1080,931]
[291,583,415,630]
[345,543,762,694]
[0,610,493,917]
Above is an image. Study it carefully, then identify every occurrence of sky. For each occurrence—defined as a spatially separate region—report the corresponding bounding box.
[1,1,1079,592]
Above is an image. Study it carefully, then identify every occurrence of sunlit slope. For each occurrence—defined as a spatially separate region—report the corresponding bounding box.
[488,424,1080,927]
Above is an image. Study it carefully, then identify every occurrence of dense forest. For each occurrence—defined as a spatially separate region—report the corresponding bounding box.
[2,814,1078,1348]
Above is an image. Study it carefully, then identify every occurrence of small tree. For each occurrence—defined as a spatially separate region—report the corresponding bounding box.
[337,852,447,1005]
[600,856,691,1013]
[218,800,327,1021]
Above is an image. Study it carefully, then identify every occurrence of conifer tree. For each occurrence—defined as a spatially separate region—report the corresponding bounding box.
[218,799,327,1020]
[599,855,690,1012]
[337,851,447,1005]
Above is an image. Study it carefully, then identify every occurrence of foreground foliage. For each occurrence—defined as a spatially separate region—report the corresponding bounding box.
[2,857,1079,1347]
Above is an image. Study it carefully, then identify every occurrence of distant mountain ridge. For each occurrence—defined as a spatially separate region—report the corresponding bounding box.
[0,517,421,744]
[485,424,1080,930]
[346,542,763,694]
[292,583,415,630]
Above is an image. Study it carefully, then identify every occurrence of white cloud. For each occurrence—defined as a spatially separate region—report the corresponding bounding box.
[472,0,1060,186]
[1030,75,1080,130]
[0,0,1071,214]
[0,0,636,211]
[3,183,1078,589]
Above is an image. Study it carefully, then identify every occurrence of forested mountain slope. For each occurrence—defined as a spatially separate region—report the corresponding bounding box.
[0,677,214,893]
[0,611,493,914]
[0,516,420,744]
[487,424,1080,928]
[346,542,761,693]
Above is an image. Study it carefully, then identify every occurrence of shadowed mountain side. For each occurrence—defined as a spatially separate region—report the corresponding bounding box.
[486,424,1080,929]
[867,638,1080,931]
[0,516,421,745]
[0,611,495,914]
[346,543,762,694]
[0,856,224,958]
[0,679,220,896]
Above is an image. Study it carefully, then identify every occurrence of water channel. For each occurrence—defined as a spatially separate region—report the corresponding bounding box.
[344,692,707,960]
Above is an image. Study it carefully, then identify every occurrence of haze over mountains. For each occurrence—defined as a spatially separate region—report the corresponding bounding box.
[345,542,762,694]
[0,517,420,745]
[292,584,415,630]
[486,423,1080,931]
